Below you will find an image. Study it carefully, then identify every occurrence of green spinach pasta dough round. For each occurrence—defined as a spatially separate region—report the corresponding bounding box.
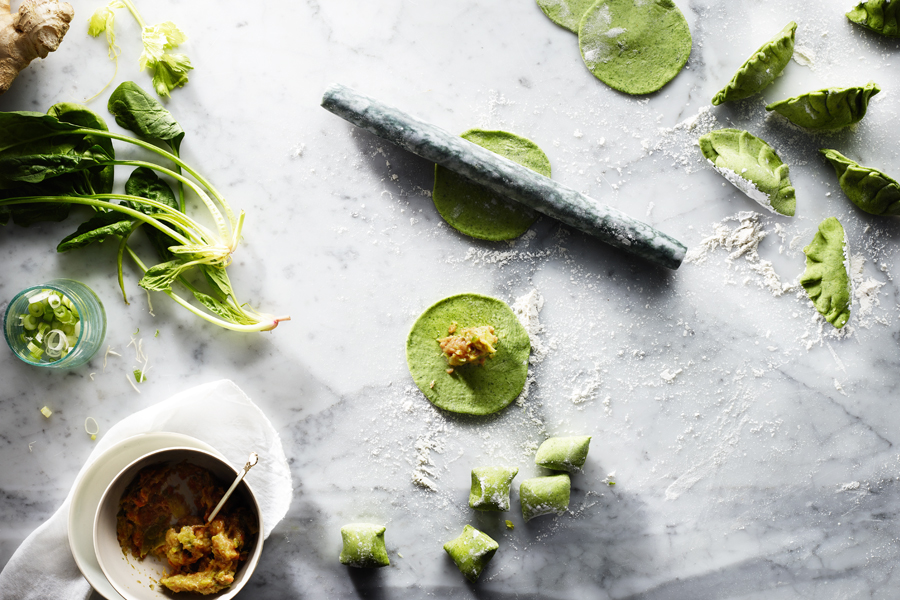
[578,0,692,95]
[536,0,598,33]
[432,130,550,241]
[406,294,530,415]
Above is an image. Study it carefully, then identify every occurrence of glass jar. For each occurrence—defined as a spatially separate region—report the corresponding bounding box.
[3,279,107,369]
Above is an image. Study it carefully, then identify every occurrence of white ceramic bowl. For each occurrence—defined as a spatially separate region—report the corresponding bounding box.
[93,447,264,600]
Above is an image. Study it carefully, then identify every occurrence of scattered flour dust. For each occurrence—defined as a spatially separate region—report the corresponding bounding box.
[412,424,445,492]
[685,211,794,297]
[513,289,550,364]
[654,105,718,172]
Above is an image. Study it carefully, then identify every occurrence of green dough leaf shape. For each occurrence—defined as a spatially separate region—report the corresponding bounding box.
[698,128,796,216]
[578,0,692,95]
[765,82,881,131]
[847,0,900,37]
[443,525,499,582]
[339,523,390,568]
[520,473,571,522]
[820,149,900,216]
[536,0,597,33]
[800,217,851,329]
[469,466,518,511]
[432,129,549,241]
[534,435,592,472]
[406,294,530,415]
[711,22,796,105]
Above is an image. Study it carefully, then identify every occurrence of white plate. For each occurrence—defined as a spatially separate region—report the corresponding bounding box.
[67,432,222,600]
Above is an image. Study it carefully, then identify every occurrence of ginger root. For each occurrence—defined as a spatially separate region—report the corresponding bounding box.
[0,0,74,94]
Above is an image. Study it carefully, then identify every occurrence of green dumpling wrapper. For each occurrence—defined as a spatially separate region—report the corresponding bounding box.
[847,0,900,37]
[432,130,549,241]
[406,294,530,416]
[443,525,499,582]
[698,128,796,216]
[820,149,900,216]
[520,473,571,522]
[765,82,881,131]
[339,523,390,568]
[534,436,592,472]
[535,0,597,33]
[469,466,519,511]
[578,0,692,96]
[711,22,796,105]
[800,217,851,329]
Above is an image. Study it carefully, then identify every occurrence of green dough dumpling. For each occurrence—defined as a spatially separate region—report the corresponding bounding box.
[534,436,592,472]
[406,294,530,415]
[698,129,796,216]
[536,0,597,33]
[820,149,900,216]
[800,217,851,329]
[339,523,390,568]
[847,0,900,37]
[432,130,550,241]
[765,82,881,131]
[520,473,571,522]
[711,22,796,105]
[578,0,692,95]
[469,466,519,511]
[443,525,499,582]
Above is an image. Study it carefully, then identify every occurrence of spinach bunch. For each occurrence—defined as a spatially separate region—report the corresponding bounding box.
[0,82,289,332]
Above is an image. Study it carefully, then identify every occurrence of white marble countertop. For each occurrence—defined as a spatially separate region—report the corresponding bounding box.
[2,0,900,597]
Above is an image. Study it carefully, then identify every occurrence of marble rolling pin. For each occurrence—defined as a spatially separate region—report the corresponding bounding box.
[321,83,687,270]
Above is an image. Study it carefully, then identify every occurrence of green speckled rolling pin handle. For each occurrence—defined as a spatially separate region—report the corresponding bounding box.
[321,83,687,270]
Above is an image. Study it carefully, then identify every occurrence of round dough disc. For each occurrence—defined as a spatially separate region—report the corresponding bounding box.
[432,129,551,241]
[406,294,530,415]
[536,0,599,33]
[578,0,692,95]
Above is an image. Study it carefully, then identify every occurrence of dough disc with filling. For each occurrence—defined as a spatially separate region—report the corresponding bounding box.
[579,0,692,95]
[406,293,530,415]
[432,129,550,241]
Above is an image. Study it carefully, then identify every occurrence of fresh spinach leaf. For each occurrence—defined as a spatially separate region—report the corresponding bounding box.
[191,290,256,325]
[57,211,135,251]
[202,265,233,301]
[108,82,185,152]
[0,144,112,188]
[138,258,191,292]
[47,103,116,195]
[123,167,180,260]
[0,112,82,153]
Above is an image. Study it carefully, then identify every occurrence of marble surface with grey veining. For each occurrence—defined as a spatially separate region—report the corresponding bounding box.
[2,0,900,598]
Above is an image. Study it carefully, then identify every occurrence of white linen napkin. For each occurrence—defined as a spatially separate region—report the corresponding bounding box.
[0,379,293,600]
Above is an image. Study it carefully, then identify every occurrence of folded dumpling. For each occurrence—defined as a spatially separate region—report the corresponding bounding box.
[847,0,899,37]
[820,149,900,216]
[799,217,851,329]
[698,128,796,216]
[766,82,881,130]
[712,22,797,106]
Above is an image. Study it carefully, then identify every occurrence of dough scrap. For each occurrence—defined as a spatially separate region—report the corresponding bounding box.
[711,22,796,106]
[534,435,592,472]
[469,466,519,511]
[799,217,851,329]
[432,129,550,241]
[443,525,499,582]
[339,523,390,568]
[578,0,692,95]
[520,473,571,522]
[406,294,530,416]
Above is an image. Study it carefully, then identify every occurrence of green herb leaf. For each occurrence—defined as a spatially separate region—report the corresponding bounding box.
[133,369,146,383]
[138,258,192,292]
[201,265,233,301]
[47,103,116,195]
[191,290,257,325]
[57,212,135,252]
[108,82,185,152]
[151,53,192,98]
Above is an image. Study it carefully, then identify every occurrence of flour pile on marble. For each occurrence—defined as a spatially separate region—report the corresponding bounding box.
[513,289,550,364]
[685,211,794,297]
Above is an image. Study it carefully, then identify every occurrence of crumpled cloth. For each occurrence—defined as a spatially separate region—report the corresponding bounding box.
[0,379,293,600]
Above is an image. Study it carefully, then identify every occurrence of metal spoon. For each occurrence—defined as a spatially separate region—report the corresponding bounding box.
[207,452,258,523]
